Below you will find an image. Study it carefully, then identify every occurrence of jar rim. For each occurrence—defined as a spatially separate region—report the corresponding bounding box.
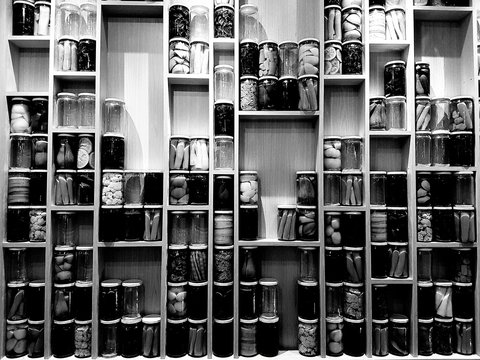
[418,318,434,323]
[277,204,297,209]
[297,205,317,210]
[298,317,319,323]
[105,98,125,104]
[385,96,406,101]
[240,281,258,286]
[101,279,122,287]
[167,318,188,324]
[240,75,259,81]
[344,282,363,287]
[240,170,258,175]
[342,40,362,45]
[279,40,298,46]
[142,314,161,324]
[240,246,258,249]
[57,92,77,97]
[214,64,234,71]
[259,75,279,81]
[455,171,474,175]
[453,205,475,211]
[168,244,188,250]
[418,281,433,288]
[59,35,78,42]
[54,282,75,288]
[214,281,233,286]
[387,242,408,246]
[240,3,258,12]
[240,318,258,324]
[299,37,320,44]
[14,0,35,5]
[297,280,318,286]
[385,60,406,67]
[54,319,74,325]
[417,206,432,210]
[188,318,207,324]
[343,246,363,251]
[214,244,234,250]
[32,97,48,101]
[451,95,473,101]
[240,39,259,45]
[325,282,343,287]
[170,135,190,140]
[279,75,297,81]
[7,319,28,325]
[370,96,386,100]
[372,319,388,324]
[168,281,187,286]
[431,97,450,102]
[102,134,125,139]
[343,317,365,323]
[435,317,453,323]
[325,4,342,10]
[416,96,431,101]
[59,2,79,9]
[75,319,93,325]
[259,40,278,46]
[434,280,453,286]
[390,314,409,324]
[190,40,209,46]
[214,99,234,105]
[121,316,142,324]
[342,5,362,11]
[455,317,474,323]
[298,74,319,81]
[259,278,278,286]
[325,246,342,251]
[416,130,431,135]
[214,317,234,324]
[7,281,28,288]
[369,5,385,10]
[55,245,75,251]
[79,36,96,42]
[372,242,388,246]
[415,61,430,66]
[259,316,279,323]
[100,318,121,324]
[386,6,405,12]
[451,131,473,135]
[188,281,208,286]
[75,281,93,287]
[214,135,234,140]
[76,246,93,251]
[299,246,316,250]
[215,210,233,214]
[29,280,46,287]
[432,206,452,210]
[215,4,234,10]
[386,206,407,210]
[189,244,208,250]
[453,282,473,287]
[28,319,45,325]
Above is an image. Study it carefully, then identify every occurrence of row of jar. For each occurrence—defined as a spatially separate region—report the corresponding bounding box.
[324,40,364,75]
[10,97,48,134]
[5,318,45,358]
[170,136,234,170]
[103,170,163,205]
[8,171,46,205]
[369,6,406,41]
[7,208,46,242]
[371,242,409,278]
[55,1,97,40]
[55,92,95,129]
[169,4,209,42]
[416,171,475,206]
[416,130,474,167]
[324,171,364,206]
[369,171,407,206]
[167,245,209,284]
[168,38,209,74]
[239,75,319,111]
[6,280,45,322]
[53,246,92,284]
[324,5,364,43]
[416,96,474,131]
[55,36,95,71]
[324,136,363,171]
[369,96,407,130]
[52,170,94,206]
[10,134,48,170]
[419,248,475,284]
[370,209,408,243]
[12,0,51,36]
[326,248,366,284]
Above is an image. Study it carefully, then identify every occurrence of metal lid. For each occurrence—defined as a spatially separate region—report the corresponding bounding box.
[76,246,93,251]
[325,246,342,251]
[455,317,474,323]
[298,74,319,81]
[325,4,342,10]
[100,318,121,325]
[390,314,409,324]
[215,99,234,106]
[7,281,28,288]
[168,281,188,287]
[259,75,279,81]
[75,281,93,288]
[29,280,46,287]
[214,317,234,324]
[121,316,142,324]
[342,40,362,45]
[451,131,473,136]
[418,281,433,288]
[214,281,233,286]
[298,317,318,324]
[418,318,434,324]
[434,281,453,287]
[372,319,388,324]
[75,319,92,325]
[240,318,258,324]
[54,319,74,325]
[279,75,298,81]
[343,317,365,323]
[279,41,298,47]
[105,98,125,104]
[385,96,406,101]
[453,282,473,287]
[101,279,122,287]
[259,316,279,323]
[370,96,386,100]
[343,246,363,251]
[435,317,453,323]
[167,318,188,324]
[189,244,208,250]
[344,282,363,287]
[58,35,78,43]
[54,282,75,288]
[214,245,234,250]
[386,6,405,12]
[385,60,406,67]
[214,64,234,71]
[259,40,278,46]
[188,281,208,287]
[55,245,75,251]
[28,319,45,325]
[277,204,297,210]
[142,314,161,324]
[168,244,188,250]
[240,281,258,286]
[79,35,96,42]
[259,278,278,286]
[297,280,318,286]
[416,96,431,101]
[326,316,343,324]
[451,95,473,101]
[326,282,343,287]
[298,38,319,44]
[369,5,385,10]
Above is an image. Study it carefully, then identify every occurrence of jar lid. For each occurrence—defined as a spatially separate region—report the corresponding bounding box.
[214,64,234,71]
[259,40,278,46]
[10,133,32,138]
[455,317,474,323]
[215,210,233,215]
[343,317,365,323]
[298,74,319,81]
[435,171,451,175]
[279,75,298,81]
[79,35,96,42]
[170,211,188,215]
[372,319,388,324]
[215,100,234,106]
[417,171,432,175]
[241,246,258,250]
[297,205,316,210]
[56,169,76,174]
[342,40,362,45]
[216,175,233,179]
[167,318,188,324]
[188,281,208,287]
[8,247,27,251]
[75,319,92,325]
[215,135,234,140]
[326,316,343,324]
[325,211,342,215]
[57,92,77,98]
[259,278,278,286]
[324,171,342,176]
[325,246,342,251]
[299,38,319,45]
[190,211,207,215]
[387,242,408,246]
[297,280,318,286]
[435,317,453,323]
[240,318,258,324]
[418,248,432,252]
[418,281,433,288]
[453,205,475,211]
[278,204,296,210]
[298,317,318,324]
[7,319,28,325]
[342,5,362,11]
[240,75,259,81]
[453,282,473,287]
[169,244,188,250]
[189,244,208,250]
[105,98,125,104]
[101,279,122,287]
[190,40,209,46]
[296,170,316,175]
[453,248,473,252]
[14,0,35,6]
[102,134,125,139]
[59,35,78,43]
[390,314,409,324]
[326,282,343,287]
[7,281,28,288]
[455,171,474,175]
[28,319,45,325]
[240,39,258,45]
[343,246,363,251]
[324,135,341,140]
[214,281,233,286]
[259,316,279,323]
[325,4,342,10]
[386,96,406,101]
[415,61,430,66]
[188,318,207,324]
[100,318,121,324]
[55,245,75,251]
[259,75,279,81]
[142,314,161,324]
[369,5,385,10]
[78,134,94,139]
[451,131,473,136]
[54,319,74,325]
[372,242,388,246]
[54,282,75,288]
[432,206,452,210]
[370,96,386,101]
[434,280,453,286]
[240,3,257,12]
[170,170,189,175]
[76,246,93,251]
[32,97,48,101]
[416,96,431,101]
[416,130,431,135]
[386,6,405,12]
[121,316,142,324]
[344,282,363,287]
[299,247,316,251]
[386,206,407,211]
[60,1,79,9]
[342,135,362,140]
[279,41,298,47]
[214,245,234,250]
[75,281,93,287]
[29,280,46,287]
[451,95,473,101]
[431,97,450,102]
[214,318,234,325]
[418,318,434,324]
[240,281,258,286]
[344,211,362,215]
[373,284,388,288]
[385,60,406,67]
[168,281,188,287]
[215,4,234,10]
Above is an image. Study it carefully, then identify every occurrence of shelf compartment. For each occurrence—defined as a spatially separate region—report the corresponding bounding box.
[369,49,409,98]
[238,239,320,247]
[7,47,49,93]
[3,247,45,282]
[370,137,411,172]
[213,38,235,51]
[417,242,477,248]
[2,242,46,248]
[8,35,50,49]
[239,111,320,120]
[413,6,472,21]
[213,169,235,175]
[369,40,410,53]
[169,84,209,136]
[324,75,366,86]
[102,1,163,17]
[98,241,163,248]
[167,74,209,85]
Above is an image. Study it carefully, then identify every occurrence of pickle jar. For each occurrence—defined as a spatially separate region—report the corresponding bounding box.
[453,248,473,283]
[169,211,189,245]
[372,319,388,356]
[167,282,187,320]
[342,6,362,41]
[239,4,258,43]
[450,131,474,167]
[432,207,454,242]
[53,283,74,321]
[298,75,319,111]
[239,171,258,205]
[389,315,409,356]
[450,96,473,131]
[418,248,432,281]
[324,136,342,170]
[10,97,31,133]
[369,6,385,40]
[385,7,406,40]
[298,317,319,356]
[325,5,342,41]
[240,76,258,110]
[142,315,160,358]
[56,37,78,71]
[31,97,48,134]
[214,136,234,170]
[386,171,407,206]
[13,0,35,35]
[240,281,257,320]
[257,317,279,357]
[75,246,92,282]
[344,247,364,283]
[418,282,435,320]
[299,38,319,75]
[259,278,278,319]
[343,283,364,320]
[370,171,386,205]
[55,211,77,247]
[419,318,434,356]
[278,76,299,110]
[277,205,297,241]
[215,65,235,103]
[27,280,45,321]
[100,279,122,321]
[9,247,28,283]
[120,316,143,358]
[384,61,406,97]
[215,101,234,136]
[298,280,319,320]
[434,317,453,355]
[214,175,234,209]
[342,40,363,74]
[74,281,92,321]
[166,318,188,358]
[100,318,120,357]
[387,207,408,242]
[123,208,144,240]
[370,97,386,130]
[214,5,234,38]
[325,247,343,282]
[122,279,144,319]
[258,41,279,77]
[76,171,94,204]
[169,38,190,74]
[123,171,145,205]
[324,40,342,75]
[74,319,92,358]
[240,42,259,77]
[454,171,475,205]
[6,282,27,321]
[324,171,341,205]
[170,171,189,205]
[214,245,233,283]
[240,318,258,357]
[188,172,209,205]
[104,98,125,135]
[31,135,47,170]
[341,136,362,170]
[54,246,75,284]
[100,207,124,242]
[299,247,317,282]
[296,206,317,241]
[343,317,365,356]
[372,242,389,278]
[78,37,95,71]
[52,319,75,358]
[279,41,298,77]
[144,172,163,205]
[454,318,474,355]
[416,96,431,130]
[102,171,124,206]
[188,281,208,320]
[188,319,207,357]
[434,281,453,318]
[416,131,431,166]
[189,245,208,283]
[257,76,278,110]
[214,211,233,245]
[190,211,208,245]
[325,212,342,247]
[77,93,95,129]
[101,135,125,170]
[385,96,406,130]
[213,318,234,357]
[8,172,30,205]
[416,62,430,96]
[297,171,317,206]
[240,246,258,282]
[452,282,474,319]
[213,282,233,320]
[453,206,475,243]
[239,205,258,240]
[190,41,209,74]
[56,94,78,128]
[431,98,451,131]
[326,282,343,318]
[27,319,44,358]
[10,134,32,169]
[169,4,189,39]
[341,172,363,206]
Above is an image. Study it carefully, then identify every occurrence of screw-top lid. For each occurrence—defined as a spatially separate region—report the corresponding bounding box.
[54,282,75,288]
[100,318,121,325]
[259,316,279,323]
[298,317,318,324]
[28,319,45,325]
[142,314,161,324]
[385,60,406,67]
[29,280,45,287]
[7,282,28,288]
[214,281,233,286]
[298,280,318,286]
[214,317,234,324]
[75,281,93,287]
[390,314,409,324]
[240,318,258,324]
[343,317,365,323]
[75,319,92,325]
[188,318,207,324]
[188,281,208,287]
[121,316,142,324]
[259,278,278,286]
[435,317,453,323]
[55,245,75,251]
[101,279,122,287]
[418,281,433,288]
[54,319,74,325]
[168,281,188,287]
[326,282,343,287]
[167,318,188,324]
[240,281,258,286]
[418,318,434,324]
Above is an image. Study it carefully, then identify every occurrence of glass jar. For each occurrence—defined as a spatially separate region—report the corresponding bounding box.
[58,2,80,39]
[100,207,124,242]
[13,0,35,35]
[74,319,92,358]
[215,101,234,136]
[299,247,317,281]
[123,172,145,205]
[240,246,258,282]
[385,8,406,40]
[240,318,258,357]
[240,171,258,205]
[100,318,120,357]
[31,98,48,134]
[418,282,435,319]
[385,96,406,130]
[166,318,188,358]
[144,172,163,205]
[240,281,257,320]
[169,38,190,74]
[370,97,386,130]
[100,279,122,321]
[7,282,27,321]
[384,61,406,97]
[342,40,363,74]
[188,172,208,205]
[372,242,388,278]
[341,136,362,170]
[259,278,278,319]
[124,208,144,240]
[52,319,75,358]
[277,205,296,241]
[453,206,475,243]
[170,171,189,205]
[77,94,95,129]
[324,136,342,170]
[240,76,258,110]
[450,131,474,166]
[214,245,233,283]
[299,38,320,76]
[78,37,96,71]
[324,40,342,75]
[279,41,298,77]
[416,62,430,96]
[190,211,207,245]
[189,137,209,171]
[169,4,189,39]
[432,172,452,206]
[189,245,208,283]
[7,209,29,242]
[387,207,408,242]
[239,205,258,240]
[120,316,142,358]
[297,171,317,206]
[102,171,124,205]
[30,137,46,171]
[454,318,474,355]
[214,5,234,38]
[56,94,78,128]
[215,65,234,102]
[416,131,432,166]
[326,282,343,318]
[258,76,278,110]
[214,136,234,169]
[188,282,207,320]
[324,171,341,205]
[278,76,298,110]
[102,135,125,170]
[167,282,187,320]
[6,319,29,358]
[372,284,388,320]
[56,37,78,71]
[258,41,279,77]
[190,41,209,74]
[454,248,473,283]
[454,171,475,205]
[240,42,259,77]
[298,75,319,111]
[239,4,258,43]
[370,171,386,205]
[27,281,45,321]
[434,317,453,355]
[54,246,75,283]
[372,319,388,356]
[214,175,234,209]
[55,211,77,247]
[214,211,233,245]
[190,5,209,42]
[389,315,409,356]
[10,134,32,169]
[10,97,31,133]
[344,247,363,283]
[325,6,342,41]
[343,318,365,356]
[431,98,451,131]
[74,281,92,321]
[27,319,44,358]
[342,6,362,41]
[75,246,92,282]
[213,282,233,320]
[187,319,207,357]
[296,206,317,241]
[341,172,363,206]
[325,247,343,282]
[416,97,431,130]
[418,248,432,281]
[28,173,46,203]
[343,283,364,320]
[298,318,319,356]
[144,208,162,240]
[386,171,407,206]
[298,280,319,320]
[257,317,279,357]
[122,280,144,318]
[8,172,30,205]
[79,2,95,37]
[453,282,474,319]
[141,315,160,358]
[434,281,453,318]
[432,207,454,242]
[342,212,364,247]
[213,318,234,357]
[369,6,385,40]
[450,96,473,131]
[53,283,74,320]
[169,211,189,245]
[418,318,434,355]
[104,98,125,135]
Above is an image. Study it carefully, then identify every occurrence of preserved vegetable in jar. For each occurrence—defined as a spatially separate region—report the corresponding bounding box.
[213,282,233,320]
[384,61,406,97]
[343,318,365,356]
[342,40,362,74]
[167,282,187,320]
[74,319,92,358]
[298,318,319,356]
[240,42,259,77]
[258,41,279,77]
[101,319,120,357]
[213,318,234,357]
[279,41,298,77]
[297,280,319,320]
[342,6,362,41]
[434,317,453,355]
[416,131,431,166]
[240,281,257,320]
[324,40,342,75]
[74,281,92,321]
[324,136,342,170]
[168,245,188,283]
[53,283,74,321]
[188,282,207,320]
[343,283,364,320]
[325,6,342,41]
[169,38,190,74]
[215,101,234,136]
[27,319,44,358]
[7,282,27,321]
[240,76,258,110]
[28,280,45,321]
[454,318,474,355]
[56,37,78,71]
[240,318,258,357]
[450,131,474,167]
[190,5,208,43]
[78,37,95,71]
[166,318,188,358]
[299,38,320,76]
[431,98,450,131]
[370,171,386,205]
[215,65,234,103]
[369,6,385,40]
[385,96,406,130]
[13,1,35,35]
[214,245,233,283]
[278,76,298,110]
[122,279,144,319]
[416,96,431,130]
[297,171,317,206]
[170,171,189,205]
[120,316,142,358]
[326,282,343,318]
[370,97,386,130]
[214,211,233,245]
[450,96,473,131]
[372,284,388,320]
[190,41,209,74]
[324,171,341,205]
[344,247,363,283]
[52,319,75,358]
[142,315,160,358]
[189,245,208,283]
[258,76,278,110]
[169,5,189,39]
[341,172,363,206]
[389,315,409,356]
[188,172,209,204]
[100,279,122,321]
[214,5,234,38]
[102,135,125,170]
[188,319,207,357]
[10,97,31,133]
[257,317,279,357]
[419,318,434,356]
[298,75,318,111]
[385,8,406,40]
[214,136,234,170]
[416,62,430,96]
[372,319,388,356]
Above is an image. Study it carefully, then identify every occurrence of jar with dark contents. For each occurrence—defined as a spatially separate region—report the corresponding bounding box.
[169,211,189,245]
[343,283,364,320]
[74,319,92,358]
[74,281,92,321]
[343,318,365,356]
[213,318,234,357]
[240,76,258,111]
[141,315,160,358]
[450,131,474,166]
[78,37,95,71]
[416,131,431,166]
[432,207,454,241]
[372,242,388,278]
[52,319,75,358]
[384,60,406,97]
[416,62,430,96]
[189,245,208,283]
[239,205,258,240]
[214,245,233,283]
[325,211,342,247]
[188,282,207,320]
[120,316,142,358]
[372,319,388,356]
[342,40,362,74]
[213,282,233,320]
[53,283,74,321]
[434,317,453,355]
[418,318,434,355]
[240,246,259,282]
[10,134,32,169]
[100,279,122,321]
[326,282,343,318]
[30,135,46,169]
[31,98,48,134]
[418,282,435,319]
[27,319,44,358]
[168,245,188,283]
[387,207,408,242]
[214,175,234,209]
[324,172,341,205]
[27,281,45,321]
[77,171,94,205]
[453,282,474,319]
[240,318,258,357]
[7,208,29,242]
[257,317,279,357]
[297,171,317,206]
[344,247,364,283]
[297,280,319,320]
[214,5,234,38]
[101,207,124,242]
[453,206,475,243]
[102,135,125,170]
[188,172,209,204]
[240,281,257,320]
[432,130,450,166]
[389,315,409,356]
[278,76,298,110]
[370,171,386,205]
[386,171,407,207]
[240,41,259,77]
[372,284,388,320]
[123,208,144,240]
[325,247,343,283]
[6,282,27,321]
[166,318,188,358]
[13,0,35,35]
[454,318,474,355]
[454,171,475,206]
[215,101,234,136]
[418,248,432,281]
[454,248,474,283]
[169,5,189,39]
[258,76,278,110]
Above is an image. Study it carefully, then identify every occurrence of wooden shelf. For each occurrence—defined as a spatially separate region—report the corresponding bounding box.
[369,40,410,53]
[324,206,366,212]
[98,241,163,248]
[167,74,209,85]
[3,242,46,248]
[52,128,96,134]
[238,239,321,247]
[166,205,210,211]
[324,75,366,86]
[417,242,477,248]
[102,1,163,17]
[6,91,49,98]
[8,35,50,49]
[413,6,473,21]
[213,169,235,175]
[371,278,414,285]
[415,166,477,172]
[213,38,235,51]
[53,71,97,81]
[239,111,320,120]
[369,130,412,138]
[51,205,95,212]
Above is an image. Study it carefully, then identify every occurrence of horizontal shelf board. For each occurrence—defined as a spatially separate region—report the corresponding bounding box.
[6,91,49,98]
[413,6,472,21]
[371,277,414,285]
[52,128,96,134]
[369,130,411,138]
[237,350,364,360]
[239,111,320,120]
[213,38,235,50]
[8,205,46,210]
[416,166,476,172]
[8,35,50,49]
[238,239,320,247]
[213,169,235,175]
[9,169,47,173]
[166,205,210,211]
[369,40,410,52]
[168,74,209,85]
[98,241,163,248]
[53,71,97,81]
[3,242,46,248]
[324,75,365,86]
[51,205,95,212]
[102,1,163,17]
[323,205,366,212]
[417,242,477,248]
[416,355,480,359]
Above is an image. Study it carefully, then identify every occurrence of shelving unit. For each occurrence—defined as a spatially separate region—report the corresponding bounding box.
[1,0,480,359]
